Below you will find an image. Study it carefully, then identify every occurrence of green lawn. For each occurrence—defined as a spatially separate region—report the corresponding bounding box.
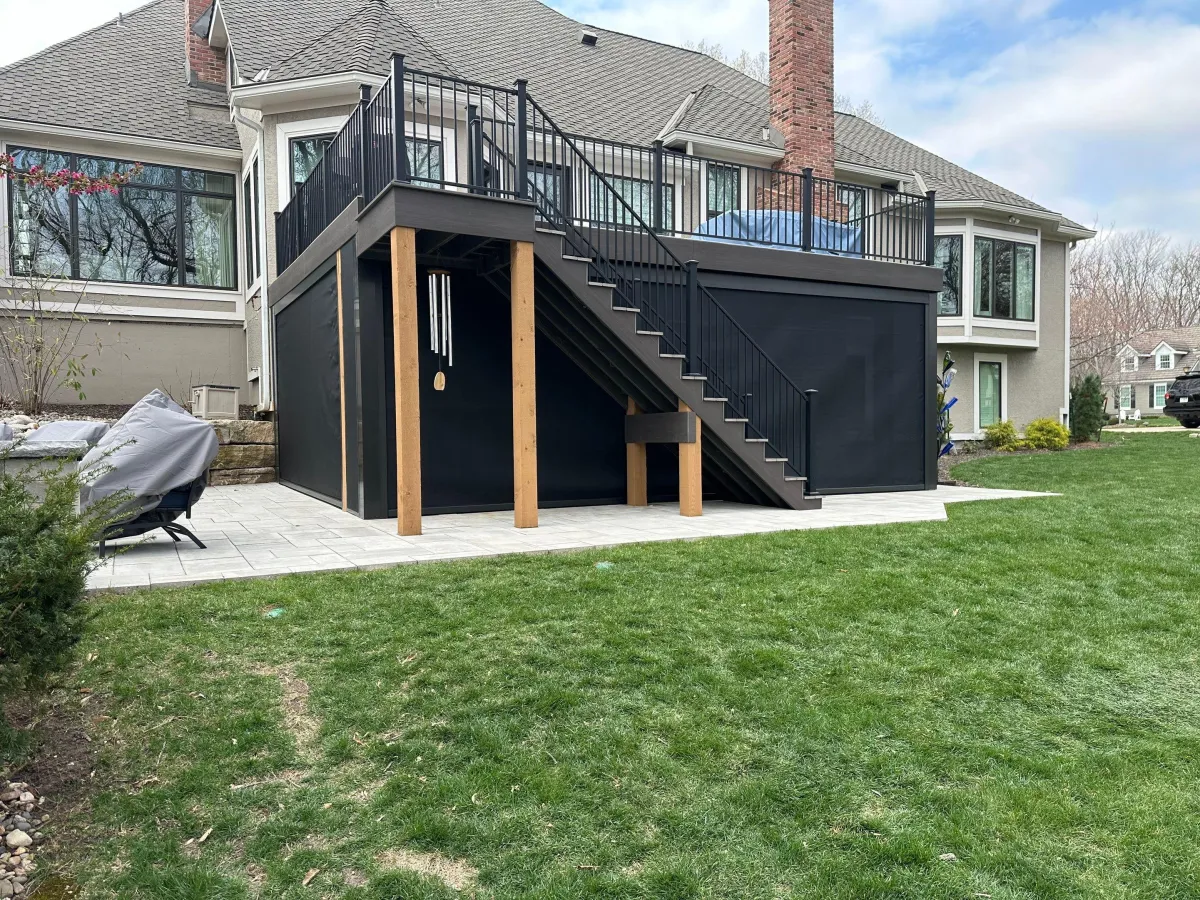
[46,434,1200,898]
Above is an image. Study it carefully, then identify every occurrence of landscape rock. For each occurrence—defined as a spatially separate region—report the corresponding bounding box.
[213,419,275,445]
[213,443,276,471]
[2,834,29,852]
[210,467,277,486]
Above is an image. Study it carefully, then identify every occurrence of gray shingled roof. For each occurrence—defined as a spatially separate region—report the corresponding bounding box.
[0,0,1078,225]
[0,0,238,149]
[1127,326,1200,356]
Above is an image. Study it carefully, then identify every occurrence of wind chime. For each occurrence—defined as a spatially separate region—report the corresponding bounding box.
[428,270,453,391]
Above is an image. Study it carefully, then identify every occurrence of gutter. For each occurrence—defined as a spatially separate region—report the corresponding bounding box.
[231,110,273,412]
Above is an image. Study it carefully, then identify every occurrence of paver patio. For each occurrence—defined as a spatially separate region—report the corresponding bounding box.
[87,482,1054,591]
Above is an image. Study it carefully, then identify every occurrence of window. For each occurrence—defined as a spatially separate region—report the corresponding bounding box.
[1157,352,1173,371]
[289,134,334,196]
[978,360,1003,428]
[1120,355,1137,373]
[589,174,674,228]
[1153,383,1168,409]
[1119,384,1133,410]
[974,236,1035,321]
[836,184,866,224]
[934,234,963,316]
[528,162,570,218]
[406,138,444,187]
[706,164,739,220]
[8,147,237,289]
[243,164,261,284]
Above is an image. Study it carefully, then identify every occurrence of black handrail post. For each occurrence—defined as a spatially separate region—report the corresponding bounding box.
[273,211,283,271]
[684,259,700,376]
[515,79,529,200]
[466,103,480,193]
[925,190,937,266]
[358,84,371,201]
[652,140,665,234]
[801,167,814,252]
[803,388,818,488]
[391,54,408,183]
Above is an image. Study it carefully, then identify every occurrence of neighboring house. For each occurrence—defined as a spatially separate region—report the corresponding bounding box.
[1107,326,1200,417]
[0,0,1090,520]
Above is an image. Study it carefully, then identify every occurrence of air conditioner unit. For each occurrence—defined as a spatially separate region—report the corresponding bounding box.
[192,384,240,420]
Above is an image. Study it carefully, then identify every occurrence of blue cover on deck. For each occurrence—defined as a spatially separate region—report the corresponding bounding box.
[692,210,862,257]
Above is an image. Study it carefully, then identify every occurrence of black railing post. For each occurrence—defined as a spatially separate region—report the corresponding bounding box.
[274,211,283,270]
[515,79,529,200]
[684,259,700,376]
[652,140,665,233]
[358,84,371,200]
[925,190,937,267]
[803,388,818,489]
[801,167,814,252]
[391,54,408,183]
[467,103,482,193]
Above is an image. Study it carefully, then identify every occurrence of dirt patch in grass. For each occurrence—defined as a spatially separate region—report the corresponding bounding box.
[249,664,319,760]
[376,849,479,892]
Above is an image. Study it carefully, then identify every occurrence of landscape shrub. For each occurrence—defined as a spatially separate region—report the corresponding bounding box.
[1025,417,1071,451]
[1070,374,1108,442]
[983,420,1020,451]
[0,453,123,757]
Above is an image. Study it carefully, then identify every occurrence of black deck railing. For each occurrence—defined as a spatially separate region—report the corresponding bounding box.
[273,58,941,485]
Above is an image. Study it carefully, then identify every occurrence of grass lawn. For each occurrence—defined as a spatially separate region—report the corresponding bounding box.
[36,434,1200,898]
[1109,416,1183,428]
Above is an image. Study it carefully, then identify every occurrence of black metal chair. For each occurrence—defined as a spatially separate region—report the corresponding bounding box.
[97,476,208,557]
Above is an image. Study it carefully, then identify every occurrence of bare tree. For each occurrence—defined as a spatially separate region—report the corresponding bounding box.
[1,154,137,414]
[1070,228,1200,378]
[684,40,769,84]
[834,94,885,127]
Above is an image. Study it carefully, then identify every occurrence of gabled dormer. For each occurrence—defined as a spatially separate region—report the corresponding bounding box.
[1152,341,1179,372]
[1117,345,1139,373]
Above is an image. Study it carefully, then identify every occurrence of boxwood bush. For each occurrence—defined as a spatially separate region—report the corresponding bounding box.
[1025,417,1071,451]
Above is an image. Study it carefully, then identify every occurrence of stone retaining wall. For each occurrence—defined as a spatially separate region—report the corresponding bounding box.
[210,420,277,486]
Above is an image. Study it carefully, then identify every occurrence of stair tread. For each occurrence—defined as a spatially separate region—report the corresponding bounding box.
[563,255,592,263]
[661,353,686,359]
[784,476,807,482]
[703,397,729,402]
[724,418,748,423]
[745,438,768,443]
[536,226,566,235]
[636,330,664,336]
[589,281,617,289]
[680,374,706,381]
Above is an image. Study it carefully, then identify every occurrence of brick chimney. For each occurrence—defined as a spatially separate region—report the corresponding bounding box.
[185,0,226,88]
[768,0,835,178]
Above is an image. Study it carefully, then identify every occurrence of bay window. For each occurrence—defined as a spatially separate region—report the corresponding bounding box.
[974,236,1035,321]
[8,147,237,290]
[934,234,963,316]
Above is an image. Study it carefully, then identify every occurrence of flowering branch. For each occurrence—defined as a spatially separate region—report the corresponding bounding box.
[0,154,143,196]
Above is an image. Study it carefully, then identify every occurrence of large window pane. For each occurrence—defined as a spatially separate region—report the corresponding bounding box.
[185,195,236,288]
[77,187,178,285]
[1015,245,1035,320]
[974,237,992,316]
[993,240,1014,318]
[8,145,237,290]
[590,174,672,228]
[707,164,739,220]
[979,361,1002,428]
[407,138,443,186]
[935,234,962,316]
[290,135,334,195]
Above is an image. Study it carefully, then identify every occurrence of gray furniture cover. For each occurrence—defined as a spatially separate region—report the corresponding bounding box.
[24,420,111,445]
[0,423,12,442]
[80,390,219,525]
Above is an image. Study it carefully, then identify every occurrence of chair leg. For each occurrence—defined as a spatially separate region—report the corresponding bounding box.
[163,522,206,550]
[167,529,182,543]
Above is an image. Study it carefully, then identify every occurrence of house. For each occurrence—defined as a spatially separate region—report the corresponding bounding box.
[0,0,1086,525]
[1108,326,1200,417]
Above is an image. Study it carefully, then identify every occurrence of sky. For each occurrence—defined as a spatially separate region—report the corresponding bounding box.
[1,0,1197,242]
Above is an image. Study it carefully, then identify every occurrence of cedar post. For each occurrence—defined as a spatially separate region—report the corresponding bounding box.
[678,399,702,516]
[511,240,538,528]
[626,397,648,506]
[390,226,421,535]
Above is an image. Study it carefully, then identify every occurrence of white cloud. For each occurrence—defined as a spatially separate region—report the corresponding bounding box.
[0,0,142,67]
[548,0,767,57]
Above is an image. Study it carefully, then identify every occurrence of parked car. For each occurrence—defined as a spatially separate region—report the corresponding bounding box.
[1164,370,1200,428]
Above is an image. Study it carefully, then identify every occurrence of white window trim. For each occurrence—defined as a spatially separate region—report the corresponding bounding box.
[969,221,1040,336]
[1119,384,1133,411]
[0,137,245,318]
[275,115,349,208]
[933,224,967,323]
[1152,382,1168,410]
[1120,353,1138,373]
[975,352,1009,433]
[242,146,263,298]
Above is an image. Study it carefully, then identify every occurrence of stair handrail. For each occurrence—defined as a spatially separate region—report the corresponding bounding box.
[524,94,815,478]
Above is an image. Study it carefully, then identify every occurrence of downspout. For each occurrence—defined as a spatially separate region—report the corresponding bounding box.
[232,110,273,411]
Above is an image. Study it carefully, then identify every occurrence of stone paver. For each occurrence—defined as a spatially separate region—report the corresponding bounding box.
[87,483,1056,592]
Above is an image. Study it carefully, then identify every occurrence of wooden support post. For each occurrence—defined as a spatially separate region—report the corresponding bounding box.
[390,226,422,536]
[511,240,538,528]
[336,251,348,512]
[678,400,702,517]
[626,397,648,507]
